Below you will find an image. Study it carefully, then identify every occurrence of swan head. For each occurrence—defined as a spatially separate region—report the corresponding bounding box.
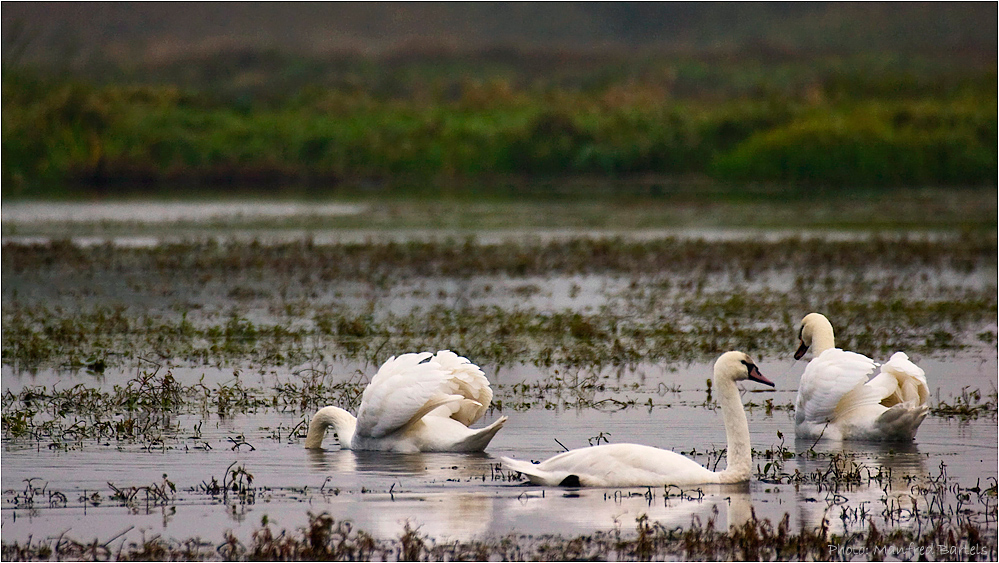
[714,351,774,387]
[304,406,357,449]
[795,313,835,359]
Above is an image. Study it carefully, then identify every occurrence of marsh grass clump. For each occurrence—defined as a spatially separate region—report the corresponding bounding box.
[3,508,996,561]
[4,478,68,510]
[107,473,176,510]
[247,512,381,561]
[1,369,227,444]
[195,462,257,508]
[931,387,999,421]
[271,365,368,414]
[0,365,375,446]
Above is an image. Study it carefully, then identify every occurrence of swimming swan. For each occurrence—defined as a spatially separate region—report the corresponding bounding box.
[304,350,508,452]
[793,313,928,441]
[501,351,773,487]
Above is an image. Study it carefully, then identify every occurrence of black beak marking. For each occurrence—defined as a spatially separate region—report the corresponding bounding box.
[793,341,809,360]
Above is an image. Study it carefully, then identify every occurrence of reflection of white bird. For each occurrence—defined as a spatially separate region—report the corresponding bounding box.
[501,352,773,487]
[304,351,507,452]
[793,313,929,441]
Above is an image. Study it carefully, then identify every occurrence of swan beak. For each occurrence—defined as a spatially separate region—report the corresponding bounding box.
[746,364,775,387]
[793,341,809,360]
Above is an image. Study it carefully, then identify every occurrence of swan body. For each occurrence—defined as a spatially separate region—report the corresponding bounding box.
[794,313,929,442]
[304,350,508,452]
[501,351,773,487]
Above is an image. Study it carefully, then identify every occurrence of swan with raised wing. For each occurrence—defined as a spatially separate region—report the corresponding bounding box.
[793,312,928,441]
[501,351,773,487]
[304,350,507,452]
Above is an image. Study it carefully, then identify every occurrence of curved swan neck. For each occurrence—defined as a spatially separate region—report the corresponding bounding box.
[805,314,836,355]
[714,375,752,483]
[305,406,357,449]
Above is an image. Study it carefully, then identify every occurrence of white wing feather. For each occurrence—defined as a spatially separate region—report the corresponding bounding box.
[430,350,492,425]
[355,353,449,438]
[796,348,877,425]
[354,350,493,438]
[875,352,929,407]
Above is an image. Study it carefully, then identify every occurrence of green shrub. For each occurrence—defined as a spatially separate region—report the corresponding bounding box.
[712,105,997,186]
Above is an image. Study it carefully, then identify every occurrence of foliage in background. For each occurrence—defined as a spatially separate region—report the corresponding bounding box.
[2,44,996,197]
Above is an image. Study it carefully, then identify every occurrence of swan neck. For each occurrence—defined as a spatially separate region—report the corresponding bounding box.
[304,407,357,449]
[715,376,752,483]
[810,320,836,355]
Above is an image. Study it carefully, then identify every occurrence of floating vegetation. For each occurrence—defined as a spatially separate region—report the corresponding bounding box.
[4,233,996,281]
[0,368,334,446]
[932,386,999,421]
[2,370,994,450]
[107,474,176,510]
[2,234,995,372]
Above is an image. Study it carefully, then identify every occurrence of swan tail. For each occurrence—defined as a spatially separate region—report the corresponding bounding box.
[878,352,929,407]
[450,416,508,452]
[402,393,467,431]
[500,456,569,486]
[432,350,493,426]
[873,402,929,441]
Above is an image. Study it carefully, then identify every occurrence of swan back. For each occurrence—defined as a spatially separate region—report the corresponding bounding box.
[355,351,493,439]
[795,348,877,427]
[503,444,718,487]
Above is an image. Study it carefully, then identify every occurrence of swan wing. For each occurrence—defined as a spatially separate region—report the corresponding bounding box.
[875,352,928,407]
[426,350,493,426]
[355,352,463,438]
[797,348,877,425]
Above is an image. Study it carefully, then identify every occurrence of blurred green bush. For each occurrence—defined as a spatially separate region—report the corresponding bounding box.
[3,56,995,197]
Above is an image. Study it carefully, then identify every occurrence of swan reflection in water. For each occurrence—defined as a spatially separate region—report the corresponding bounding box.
[304,448,498,540]
[792,440,926,534]
[498,484,754,533]
[307,448,497,478]
[306,447,755,539]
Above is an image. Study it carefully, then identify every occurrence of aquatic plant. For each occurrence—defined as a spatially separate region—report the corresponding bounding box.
[2,506,995,561]
[931,386,999,421]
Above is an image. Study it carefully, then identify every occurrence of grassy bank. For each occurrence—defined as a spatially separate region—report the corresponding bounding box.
[3,50,996,198]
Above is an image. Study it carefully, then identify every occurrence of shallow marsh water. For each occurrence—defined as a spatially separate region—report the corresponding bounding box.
[2,373,995,546]
[3,350,996,550]
[2,199,997,556]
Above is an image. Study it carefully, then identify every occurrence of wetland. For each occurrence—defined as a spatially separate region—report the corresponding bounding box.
[2,198,997,560]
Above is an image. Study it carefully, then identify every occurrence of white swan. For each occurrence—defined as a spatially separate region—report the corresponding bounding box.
[501,351,773,487]
[304,350,508,452]
[793,312,929,441]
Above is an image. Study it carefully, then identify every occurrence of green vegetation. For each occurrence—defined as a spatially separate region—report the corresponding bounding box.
[3,50,995,198]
